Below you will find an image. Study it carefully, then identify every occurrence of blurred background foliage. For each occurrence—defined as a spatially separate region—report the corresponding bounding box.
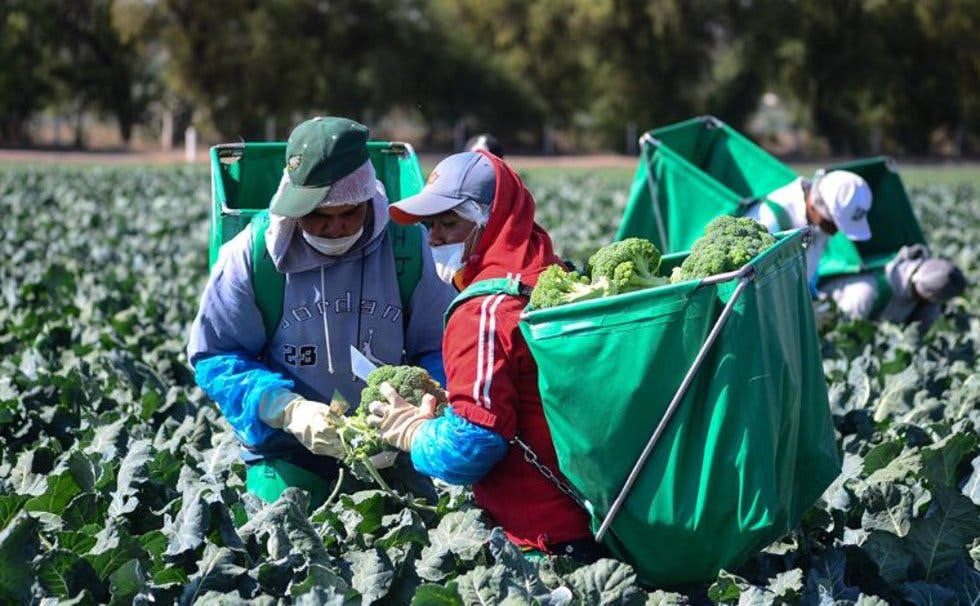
[1,0,978,155]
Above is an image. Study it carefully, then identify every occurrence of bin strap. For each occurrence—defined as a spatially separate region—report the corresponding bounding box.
[594,268,756,542]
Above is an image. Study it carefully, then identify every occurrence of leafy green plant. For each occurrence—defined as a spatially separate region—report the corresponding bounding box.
[0,167,976,604]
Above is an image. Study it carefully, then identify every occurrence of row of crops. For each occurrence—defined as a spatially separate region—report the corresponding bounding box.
[0,166,977,604]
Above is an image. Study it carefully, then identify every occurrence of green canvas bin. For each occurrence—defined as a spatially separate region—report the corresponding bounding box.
[816,157,928,280]
[615,115,798,254]
[208,140,426,267]
[615,116,929,285]
[519,230,840,586]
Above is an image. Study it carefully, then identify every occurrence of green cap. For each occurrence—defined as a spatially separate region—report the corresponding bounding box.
[271,117,370,217]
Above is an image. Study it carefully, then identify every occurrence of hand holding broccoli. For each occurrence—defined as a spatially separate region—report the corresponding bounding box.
[334,365,448,469]
[367,383,440,451]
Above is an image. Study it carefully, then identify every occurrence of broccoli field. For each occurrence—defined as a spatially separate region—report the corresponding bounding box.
[0,166,978,605]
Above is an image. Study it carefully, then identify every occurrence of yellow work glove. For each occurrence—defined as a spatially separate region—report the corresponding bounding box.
[258,388,346,458]
[366,382,439,451]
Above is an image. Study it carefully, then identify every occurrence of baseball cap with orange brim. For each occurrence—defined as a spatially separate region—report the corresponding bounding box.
[389,152,495,225]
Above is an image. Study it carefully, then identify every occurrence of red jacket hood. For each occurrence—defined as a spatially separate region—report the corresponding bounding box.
[457,151,561,289]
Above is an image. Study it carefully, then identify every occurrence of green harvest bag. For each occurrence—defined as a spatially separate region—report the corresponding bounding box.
[615,115,798,254]
[245,458,333,511]
[519,230,840,586]
[615,116,928,285]
[816,157,927,280]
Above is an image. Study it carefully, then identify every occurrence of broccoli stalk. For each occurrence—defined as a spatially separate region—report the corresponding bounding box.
[322,365,447,510]
[529,238,668,310]
[335,365,448,469]
[530,264,618,310]
[588,237,667,293]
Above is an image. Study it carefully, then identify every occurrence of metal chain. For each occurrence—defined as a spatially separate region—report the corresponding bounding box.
[511,436,587,510]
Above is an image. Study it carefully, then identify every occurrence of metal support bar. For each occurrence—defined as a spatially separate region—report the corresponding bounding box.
[697,266,750,286]
[799,227,813,249]
[639,132,661,148]
[640,135,669,251]
[594,270,756,542]
[215,142,246,156]
[739,196,761,209]
[380,141,413,158]
[701,115,724,129]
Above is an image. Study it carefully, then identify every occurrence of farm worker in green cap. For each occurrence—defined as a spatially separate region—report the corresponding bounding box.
[365,151,607,562]
[187,116,455,508]
[819,244,966,330]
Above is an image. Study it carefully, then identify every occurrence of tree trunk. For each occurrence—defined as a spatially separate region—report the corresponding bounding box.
[542,122,555,155]
[73,109,85,149]
[625,122,638,155]
[453,119,467,152]
[118,113,133,145]
[954,122,964,159]
[161,111,174,151]
[265,116,277,141]
[185,126,197,163]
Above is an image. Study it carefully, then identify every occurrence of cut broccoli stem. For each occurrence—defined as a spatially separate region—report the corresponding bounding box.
[358,452,393,492]
[354,452,439,513]
[324,467,345,507]
[341,426,440,514]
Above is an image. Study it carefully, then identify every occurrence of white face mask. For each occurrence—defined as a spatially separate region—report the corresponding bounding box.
[302,227,364,256]
[430,242,466,284]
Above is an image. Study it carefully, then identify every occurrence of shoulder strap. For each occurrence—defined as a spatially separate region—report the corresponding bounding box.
[387,222,423,308]
[249,210,286,341]
[762,199,795,232]
[443,277,532,327]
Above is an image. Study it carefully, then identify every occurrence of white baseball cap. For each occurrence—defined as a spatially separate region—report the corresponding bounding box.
[815,170,873,241]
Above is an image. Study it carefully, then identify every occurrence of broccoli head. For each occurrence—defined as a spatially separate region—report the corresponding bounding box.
[671,215,776,282]
[530,264,618,310]
[332,365,448,469]
[587,238,665,293]
[358,365,448,415]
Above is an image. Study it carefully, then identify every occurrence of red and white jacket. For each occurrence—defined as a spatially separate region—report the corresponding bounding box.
[444,152,591,550]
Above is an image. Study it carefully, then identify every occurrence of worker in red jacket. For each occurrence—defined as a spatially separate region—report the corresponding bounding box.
[367,151,604,561]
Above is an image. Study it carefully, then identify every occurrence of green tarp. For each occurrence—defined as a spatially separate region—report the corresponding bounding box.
[615,116,927,283]
[520,230,840,586]
[615,116,797,254]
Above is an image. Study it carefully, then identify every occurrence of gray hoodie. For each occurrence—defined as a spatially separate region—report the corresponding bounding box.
[187,189,456,460]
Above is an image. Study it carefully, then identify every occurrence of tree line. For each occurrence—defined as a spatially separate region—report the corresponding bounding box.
[2,0,977,155]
